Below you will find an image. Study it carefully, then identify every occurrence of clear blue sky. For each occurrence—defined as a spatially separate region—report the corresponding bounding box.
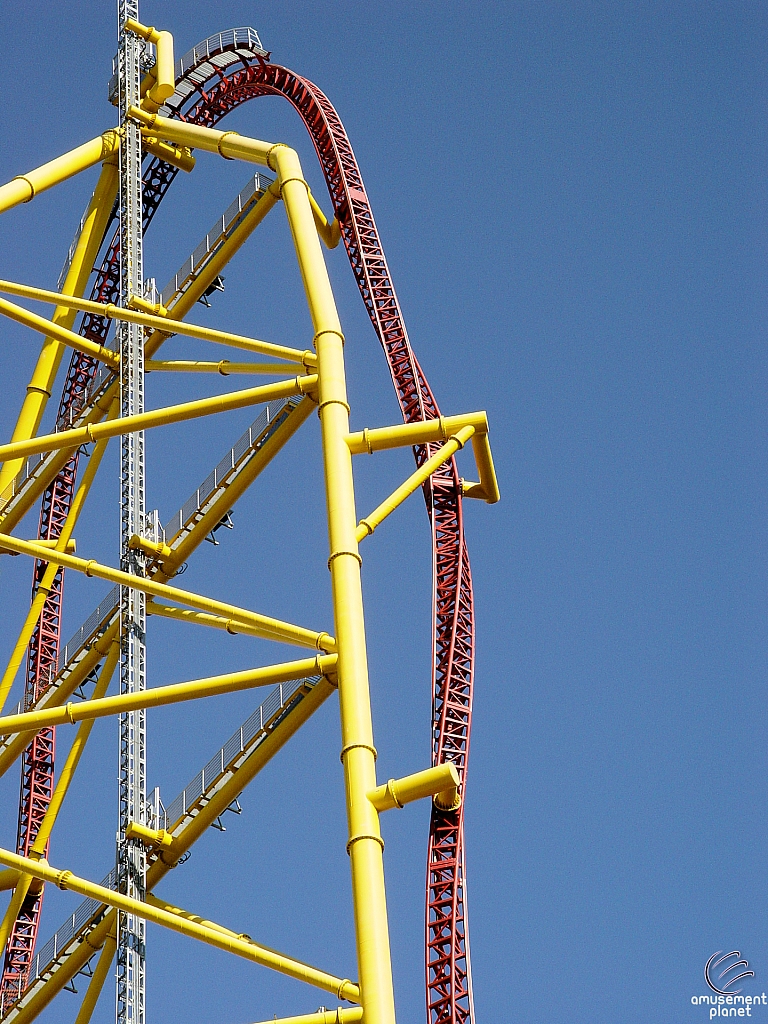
[0,3,766,1023]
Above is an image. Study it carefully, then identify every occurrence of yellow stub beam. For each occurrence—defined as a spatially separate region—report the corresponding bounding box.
[129,533,172,560]
[125,821,173,850]
[367,762,461,813]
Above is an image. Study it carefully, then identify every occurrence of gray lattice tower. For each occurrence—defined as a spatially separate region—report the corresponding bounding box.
[116,6,146,1024]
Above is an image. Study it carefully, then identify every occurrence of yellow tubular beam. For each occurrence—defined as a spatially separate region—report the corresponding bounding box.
[308,191,342,249]
[129,108,273,166]
[6,539,77,553]
[0,535,333,651]
[0,375,317,464]
[0,279,315,366]
[247,1009,363,1024]
[0,848,360,1003]
[367,763,461,813]
[0,641,119,953]
[0,132,120,215]
[0,159,120,496]
[0,655,337,736]
[0,625,117,781]
[356,425,476,542]
[125,822,173,850]
[0,403,116,714]
[346,413,488,453]
[146,360,300,375]
[0,296,119,368]
[72,931,116,1024]
[271,142,396,1024]
[142,137,195,171]
[124,20,175,105]
[147,601,272,639]
[346,412,499,504]
[0,868,20,891]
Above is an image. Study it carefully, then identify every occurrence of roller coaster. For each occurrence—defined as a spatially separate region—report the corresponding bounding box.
[0,15,497,1024]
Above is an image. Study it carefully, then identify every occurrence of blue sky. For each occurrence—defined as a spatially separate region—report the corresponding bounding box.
[0,3,766,1023]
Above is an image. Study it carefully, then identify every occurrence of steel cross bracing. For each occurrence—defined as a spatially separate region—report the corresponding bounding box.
[1,28,480,1024]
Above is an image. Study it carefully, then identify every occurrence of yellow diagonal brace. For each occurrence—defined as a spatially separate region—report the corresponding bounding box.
[155,396,315,580]
[0,626,117,781]
[356,425,476,542]
[0,279,316,366]
[0,655,337,736]
[145,181,282,356]
[73,932,116,1024]
[0,640,119,953]
[0,375,317,464]
[147,600,269,638]
[0,160,119,497]
[0,535,333,651]
[158,678,336,866]
[0,296,119,368]
[0,400,117,713]
[0,848,360,1003]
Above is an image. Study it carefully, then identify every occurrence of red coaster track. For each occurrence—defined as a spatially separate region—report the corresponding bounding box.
[2,35,476,1024]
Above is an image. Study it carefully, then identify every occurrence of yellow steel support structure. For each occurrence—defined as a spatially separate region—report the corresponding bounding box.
[0,655,337,736]
[0,23,498,1024]
[0,158,119,498]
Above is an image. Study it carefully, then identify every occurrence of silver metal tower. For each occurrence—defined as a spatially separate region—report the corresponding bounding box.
[116,5,146,1024]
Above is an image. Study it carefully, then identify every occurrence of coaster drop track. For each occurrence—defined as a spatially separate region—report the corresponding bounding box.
[2,34,475,1024]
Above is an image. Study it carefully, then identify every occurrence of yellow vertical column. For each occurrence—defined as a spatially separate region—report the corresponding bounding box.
[272,143,396,1024]
[0,158,119,497]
